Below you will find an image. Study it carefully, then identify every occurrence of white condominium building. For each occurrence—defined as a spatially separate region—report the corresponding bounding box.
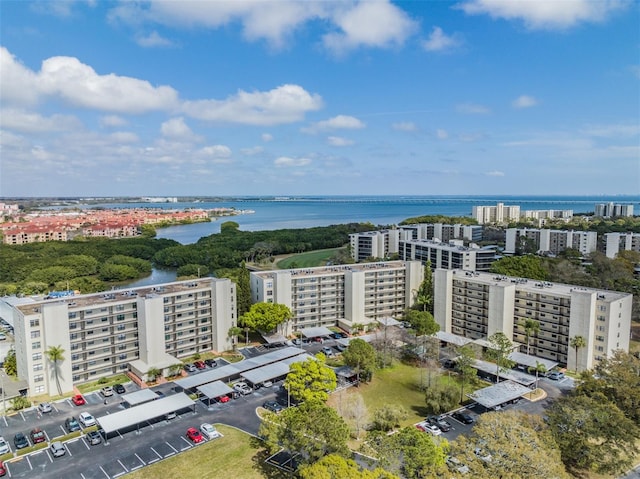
[1,278,236,396]
[250,261,424,335]
[472,203,521,225]
[349,224,483,261]
[521,209,573,226]
[505,228,598,256]
[595,203,634,218]
[605,232,640,259]
[434,269,632,371]
[399,239,497,272]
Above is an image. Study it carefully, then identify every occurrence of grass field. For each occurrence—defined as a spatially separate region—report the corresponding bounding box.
[276,247,345,269]
[126,425,286,479]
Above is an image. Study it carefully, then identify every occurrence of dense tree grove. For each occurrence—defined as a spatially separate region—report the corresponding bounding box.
[299,454,400,479]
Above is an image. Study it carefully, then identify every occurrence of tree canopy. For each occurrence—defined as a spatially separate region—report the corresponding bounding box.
[299,454,400,479]
[239,302,292,333]
[342,338,377,383]
[284,355,337,404]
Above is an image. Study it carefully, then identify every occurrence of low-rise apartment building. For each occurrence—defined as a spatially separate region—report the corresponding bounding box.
[250,261,424,334]
[605,232,640,259]
[399,239,497,272]
[434,269,632,371]
[505,228,598,256]
[1,278,236,396]
[521,209,573,226]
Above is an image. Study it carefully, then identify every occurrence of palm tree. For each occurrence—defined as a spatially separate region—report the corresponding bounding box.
[45,345,65,396]
[147,367,161,383]
[528,361,547,391]
[227,326,242,351]
[521,319,540,356]
[569,335,587,372]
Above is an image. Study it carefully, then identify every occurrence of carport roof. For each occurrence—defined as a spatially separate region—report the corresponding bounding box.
[377,317,401,327]
[468,380,532,409]
[121,388,158,407]
[197,381,234,399]
[299,327,333,338]
[96,392,194,434]
[508,351,558,371]
[241,353,313,385]
[473,359,536,386]
[173,346,306,390]
[262,332,288,344]
[435,331,474,347]
[336,334,373,346]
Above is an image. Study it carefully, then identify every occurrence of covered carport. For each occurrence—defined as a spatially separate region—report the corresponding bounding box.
[508,351,558,373]
[240,353,313,388]
[96,392,195,439]
[197,381,234,406]
[468,380,532,411]
[299,326,333,339]
[120,389,159,408]
[473,359,536,386]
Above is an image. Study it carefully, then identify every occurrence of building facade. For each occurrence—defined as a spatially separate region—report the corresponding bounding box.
[399,239,497,272]
[3,278,236,396]
[521,209,573,226]
[250,261,424,334]
[595,203,634,218]
[472,203,521,225]
[434,269,632,371]
[505,228,598,256]
[605,232,640,259]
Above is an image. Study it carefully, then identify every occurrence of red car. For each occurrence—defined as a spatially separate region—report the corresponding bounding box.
[186,427,204,443]
[218,395,230,403]
[72,394,86,406]
[30,428,46,444]
[194,360,206,369]
[0,460,6,477]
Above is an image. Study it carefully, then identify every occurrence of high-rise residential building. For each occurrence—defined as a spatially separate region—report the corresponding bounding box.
[399,239,498,272]
[605,232,640,259]
[250,261,424,335]
[349,224,483,261]
[0,278,236,396]
[505,228,598,256]
[472,203,521,225]
[434,269,632,371]
[521,209,573,226]
[594,203,634,218]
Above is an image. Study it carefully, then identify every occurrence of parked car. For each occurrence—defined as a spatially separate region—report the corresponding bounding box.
[113,383,126,394]
[100,386,114,397]
[0,333,6,341]
[217,395,230,403]
[38,402,53,413]
[50,441,66,458]
[335,343,347,352]
[452,411,475,425]
[86,430,102,446]
[30,428,46,444]
[233,382,252,395]
[548,371,565,380]
[428,415,452,432]
[416,421,441,436]
[0,437,9,454]
[292,338,302,346]
[14,432,29,449]
[65,417,81,432]
[0,460,6,477]
[71,394,86,406]
[321,346,334,357]
[443,359,457,369]
[204,359,217,368]
[79,412,96,427]
[186,427,204,444]
[200,423,219,440]
[263,400,285,413]
[184,363,197,373]
[165,411,177,420]
[194,360,206,369]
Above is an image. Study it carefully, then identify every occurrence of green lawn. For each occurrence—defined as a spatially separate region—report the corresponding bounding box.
[126,425,286,479]
[276,247,345,269]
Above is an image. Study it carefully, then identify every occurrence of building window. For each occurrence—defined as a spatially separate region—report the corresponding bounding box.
[30,319,40,327]
[33,363,43,371]
[30,331,40,339]
[117,314,125,321]
[69,312,77,319]
[34,374,44,382]
[32,341,41,350]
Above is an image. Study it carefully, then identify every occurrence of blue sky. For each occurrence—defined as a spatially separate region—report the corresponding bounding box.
[1,0,638,197]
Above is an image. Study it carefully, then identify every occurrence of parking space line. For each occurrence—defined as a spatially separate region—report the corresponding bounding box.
[26,454,33,471]
[166,441,178,453]
[131,454,145,470]
[19,411,26,421]
[99,465,110,478]
[117,459,129,472]
[179,437,192,450]
[1,416,7,427]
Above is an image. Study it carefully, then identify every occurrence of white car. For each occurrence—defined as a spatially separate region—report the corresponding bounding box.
[416,421,442,436]
[200,423,220,440]
[0,436,9,454]
[38,402,53,413]
[233,382,252,395]
[50,441,66,458]
[79,412,96,427]
[100,386,114,397]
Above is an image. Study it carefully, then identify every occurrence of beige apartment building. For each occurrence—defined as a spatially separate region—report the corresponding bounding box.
[505,228,598,256]
[1,278,236,396]
[434,269,631,371]
[472,203,520,225]
[605,232,640,259]
[250,261,424,335]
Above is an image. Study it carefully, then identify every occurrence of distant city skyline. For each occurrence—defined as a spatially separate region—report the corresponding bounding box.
[1,1,638,197]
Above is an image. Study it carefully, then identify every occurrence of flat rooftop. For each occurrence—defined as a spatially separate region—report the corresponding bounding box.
[251,260,411,279]
[449,269,629,302]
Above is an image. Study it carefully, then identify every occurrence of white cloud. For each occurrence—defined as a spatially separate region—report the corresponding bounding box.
[323,1,418,55]
[512,95,538,109]
[0,109,81,133]
[456,103,491,114]
[582,123,640,138]
[0,47,41,106]
[262,133,274,142]
[160,117,202,142]
[327,136,354,147]
[392,122,418,132]
[100,115,128,128]
[136,31,173,47]
[422,26,461,52]
[109,131,139,143]
[436,129,449,139]
[274,156,312,167]
[183,84,323,126]
[485,170,505,177]
[241,146,264,155]
[457,0,629,30]
[197,145,232,158]
[302,115,365,133]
